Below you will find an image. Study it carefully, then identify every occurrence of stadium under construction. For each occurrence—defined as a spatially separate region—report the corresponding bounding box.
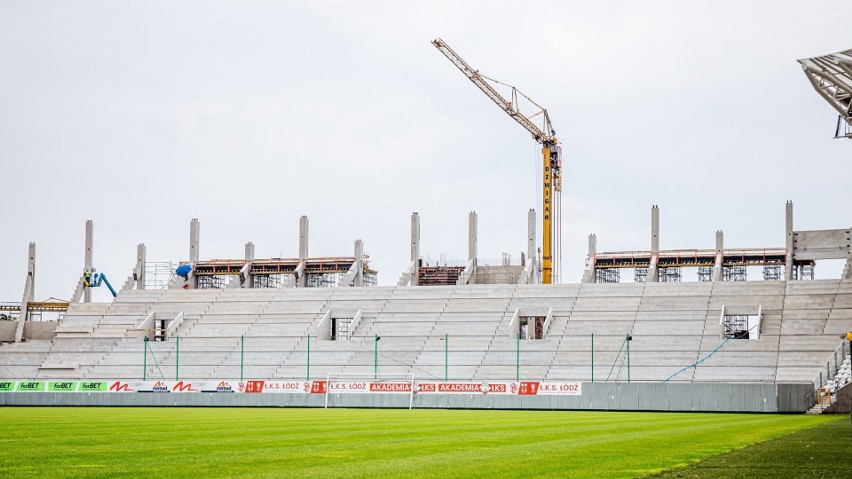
[1,48,851,413]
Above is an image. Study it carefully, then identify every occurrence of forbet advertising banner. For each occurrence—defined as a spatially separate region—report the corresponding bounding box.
[0,380,581,396]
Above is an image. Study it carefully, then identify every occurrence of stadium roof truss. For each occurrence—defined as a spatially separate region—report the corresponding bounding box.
[798,49,852,138]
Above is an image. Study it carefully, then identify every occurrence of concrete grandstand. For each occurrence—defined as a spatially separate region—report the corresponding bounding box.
[1,201,850,413]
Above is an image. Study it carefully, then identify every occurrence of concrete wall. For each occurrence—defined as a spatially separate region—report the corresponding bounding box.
[0,383,812,413]
[0,321,16,342]
[24,322,58,341]
[475,266,524,285]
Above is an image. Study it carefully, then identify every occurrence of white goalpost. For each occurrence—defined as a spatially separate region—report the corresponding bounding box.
[324,372,417,409]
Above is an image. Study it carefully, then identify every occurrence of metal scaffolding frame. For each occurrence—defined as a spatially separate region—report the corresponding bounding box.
[724,265,747,282]
[763,265,783,281]
[634,268,647,283]
[798,49,852,139]
[697,266,713,282]
[596,268,620,284]
[252,274,285,288]
[794,264,815,281]
[723,315,750,339]
[197,275,227,289]
[658,266,682,283]
[144,262,177,290]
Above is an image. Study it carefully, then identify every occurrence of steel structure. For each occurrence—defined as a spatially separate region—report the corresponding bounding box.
[798,48,852,138]
[432,38,562,284]
[190,256,377,288]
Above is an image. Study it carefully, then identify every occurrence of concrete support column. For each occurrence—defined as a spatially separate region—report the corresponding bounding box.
[647,205,660,282]
[244,242,255,288]
[189,218,200,263]
[527,209,537,284]
[354,239,364,287]
[136,244,146,290]
[713,231,724,282]
[84,220,93,302]
[411,212,420,286]
[651,205,660,253]
[468,211,478,285]
[188,218,200,289]
[27,242,35,301]
[582,234,597,283]
[785,201,794,281]
[299,216,309,288]
[527,209,536,266]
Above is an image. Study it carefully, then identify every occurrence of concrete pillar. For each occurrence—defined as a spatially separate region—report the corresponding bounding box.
[713,231,724,282]
[84,220,93,303]
[588,233,597,258]
[27,242,35,301]
[244,242,255,288]
[189,218,200,263]
[651,205,660,253]
[468,211,477,285]
[187,218,200,289]
[647,206,659,282]
[354,239,364,287]
[411,212,420,286]
[582,233,597,284]
[785,201,794,280]
[136,244,146,290]
[299,216,309,288]
[527,209,536,267]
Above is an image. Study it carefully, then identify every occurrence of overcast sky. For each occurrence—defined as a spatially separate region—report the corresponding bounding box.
[2,1,850,302]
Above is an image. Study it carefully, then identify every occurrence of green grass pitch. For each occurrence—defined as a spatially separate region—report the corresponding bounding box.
[0,407,845,478]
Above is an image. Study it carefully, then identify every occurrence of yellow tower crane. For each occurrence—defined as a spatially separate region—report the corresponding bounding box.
[432,38,562,284]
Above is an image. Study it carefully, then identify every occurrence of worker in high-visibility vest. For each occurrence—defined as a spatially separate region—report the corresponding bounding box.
[84,269,91,287]
[847,330,852,342]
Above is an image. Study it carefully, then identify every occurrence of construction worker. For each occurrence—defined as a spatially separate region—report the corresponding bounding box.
[847,330,852,342]
[84,269,91,287]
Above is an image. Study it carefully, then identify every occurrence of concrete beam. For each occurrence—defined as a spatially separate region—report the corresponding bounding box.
[84,220,93,303]
[785,201,794,281]
[468,211,477,285]
[411,212,420,286]
[299,216,308,288]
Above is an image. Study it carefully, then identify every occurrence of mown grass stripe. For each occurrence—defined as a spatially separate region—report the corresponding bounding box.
[0,408,839,479]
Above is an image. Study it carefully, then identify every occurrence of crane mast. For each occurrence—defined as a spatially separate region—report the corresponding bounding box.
[432,38,562,284]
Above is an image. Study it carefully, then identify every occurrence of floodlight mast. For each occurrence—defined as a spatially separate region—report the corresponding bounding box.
[798,48,852,139]
[432,38,562,283]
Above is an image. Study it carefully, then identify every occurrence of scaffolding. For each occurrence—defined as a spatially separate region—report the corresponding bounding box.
[144,262,177,290]
[252,274,284,288]
[658,266,682,283]
[724,265,747,282]
[723,315,750,339]
[197,275,227,289]
[697,266,713,282]
[596,268,620,284]
[763,265,783,281]
[306,273,338,288]
[634,268,647,283]
[794,264,815,280]
[363,271,378,287]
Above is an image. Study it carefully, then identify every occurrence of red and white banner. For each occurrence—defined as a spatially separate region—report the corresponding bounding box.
[6,379,581,396]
